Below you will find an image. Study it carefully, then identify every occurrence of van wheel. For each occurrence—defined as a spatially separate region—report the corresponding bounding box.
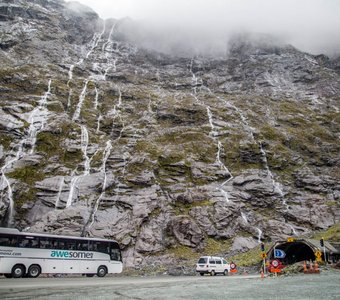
[28,265,41,278]
[4,274,12,278]
[11,264,25,278]
[86,274,95,277]
[223,270,228,276]
[200,272,204,276]
[210,270,215,276]
[97,266,107,277]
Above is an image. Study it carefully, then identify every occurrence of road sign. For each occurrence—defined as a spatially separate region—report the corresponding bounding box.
[316,256,323,263]
[274,249,286,258]
[271,268,281,273]
[315,250,322,258]
[230,263,237,270]
[261,252,267,259]
[271,259,280,268]
[287,237,295,242]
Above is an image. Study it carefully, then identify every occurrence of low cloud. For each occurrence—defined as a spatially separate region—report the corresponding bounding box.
[75,0,340,56]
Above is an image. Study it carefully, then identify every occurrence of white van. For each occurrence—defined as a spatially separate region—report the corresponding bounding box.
[196,256,230,276]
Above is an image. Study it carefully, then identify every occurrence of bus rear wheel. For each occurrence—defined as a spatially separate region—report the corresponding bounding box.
[11,264,25,278]
[28,265,41,278]
[97,266,107,277]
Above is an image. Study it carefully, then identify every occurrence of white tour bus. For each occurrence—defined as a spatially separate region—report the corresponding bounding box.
[0,227,123,278]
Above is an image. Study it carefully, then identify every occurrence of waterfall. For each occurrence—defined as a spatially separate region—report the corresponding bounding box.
[0,79,51,224]
[94,87,99,110]
[189,61,233,204]
[67,88,72,111]
[189,58,198,94]
[207,108,233,201]
[258,142,287,211]
[85,21,106,59]
[112,58,117,72]
[102,22,116,52]
[0,153,19,225]
[72,79,88,121]
[65,176,79,208]
[27,79,51,154]
[218,96,286,207]
[65,125,92,208]
[289,224,298,236]
[96,115,102,133]
[84,140,112,234]
[219,189,230,203]
[206,107,216,136]
[67,64,74,86]
[117,88,122,108]
[81,125,90,175]
[241,211,249,224]
[256,227,263,243]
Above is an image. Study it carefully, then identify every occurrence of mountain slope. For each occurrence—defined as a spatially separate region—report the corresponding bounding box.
[0,0,339,266]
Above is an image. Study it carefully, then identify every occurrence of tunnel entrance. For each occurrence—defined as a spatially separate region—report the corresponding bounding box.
[267,238,339,266]
[269,242,315,264]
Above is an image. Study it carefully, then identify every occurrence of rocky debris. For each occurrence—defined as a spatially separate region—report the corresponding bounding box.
[280,262,305,275]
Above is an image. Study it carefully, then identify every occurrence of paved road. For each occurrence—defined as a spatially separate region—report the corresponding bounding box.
[0,272,339,299]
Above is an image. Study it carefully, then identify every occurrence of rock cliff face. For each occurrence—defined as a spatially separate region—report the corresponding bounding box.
[0,0,339,266]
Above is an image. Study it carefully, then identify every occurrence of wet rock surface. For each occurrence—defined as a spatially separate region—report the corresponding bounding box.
[0,0,339,267]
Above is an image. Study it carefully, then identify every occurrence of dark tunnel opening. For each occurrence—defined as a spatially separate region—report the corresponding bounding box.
[271,242,316,264]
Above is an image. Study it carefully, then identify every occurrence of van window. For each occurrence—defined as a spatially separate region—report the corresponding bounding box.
[216,260,222,264]
[209,259,216,264]
[223,259,228,264]
[198,258,207,264]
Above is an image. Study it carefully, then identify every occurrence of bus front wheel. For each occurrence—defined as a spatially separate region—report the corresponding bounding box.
[28,265,41,278]
[11,264,25,278]
[97,266,107,277]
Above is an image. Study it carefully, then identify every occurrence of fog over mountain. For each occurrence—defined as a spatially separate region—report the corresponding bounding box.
[73,0,340,56]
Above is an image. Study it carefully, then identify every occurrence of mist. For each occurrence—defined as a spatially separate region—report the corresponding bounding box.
[74,0,340,56]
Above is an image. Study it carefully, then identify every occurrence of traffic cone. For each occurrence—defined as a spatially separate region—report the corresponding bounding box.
[303,261,307,273]
[314,261,320,273]
[309,260,314,273]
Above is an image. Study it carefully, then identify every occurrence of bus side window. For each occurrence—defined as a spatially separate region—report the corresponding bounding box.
[18,237,28,248]
[66,239,76,250]
[88,241,93,251]
[93,242,99,252]
[31,238,39,248]
[77,241,89,251]
[40,238,49,249]
[97,242,109,254]
[48,238,59,249]
[58,240,66,250]
[0,235,16,247]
